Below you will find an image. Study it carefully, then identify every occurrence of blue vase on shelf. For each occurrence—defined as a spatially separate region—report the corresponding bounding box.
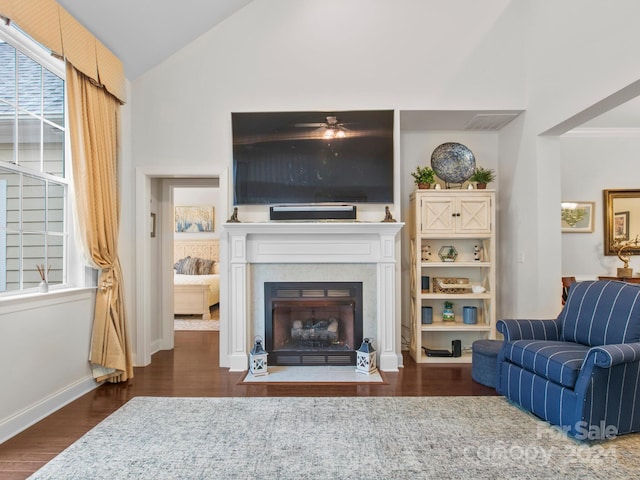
[463,306,477,324]
[421,306,433,324]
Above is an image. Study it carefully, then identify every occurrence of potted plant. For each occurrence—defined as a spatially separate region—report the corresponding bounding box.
[411,166,435,189]
[469,166,496,189]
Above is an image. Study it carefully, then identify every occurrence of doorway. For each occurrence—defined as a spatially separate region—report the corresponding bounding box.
[156,176,227,350]
[171,185,221,332]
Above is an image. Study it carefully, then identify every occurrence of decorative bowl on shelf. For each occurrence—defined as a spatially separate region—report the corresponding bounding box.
[430,142,476,185]
[471,285,486,294]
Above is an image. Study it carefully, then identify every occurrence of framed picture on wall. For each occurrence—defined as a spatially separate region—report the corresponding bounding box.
[614,211,629,241]
[175,206,214,233]
[561,201,594,233]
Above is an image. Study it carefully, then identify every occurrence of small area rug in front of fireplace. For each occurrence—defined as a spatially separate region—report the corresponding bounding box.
[27,396,640,479]
[240,365,386,384]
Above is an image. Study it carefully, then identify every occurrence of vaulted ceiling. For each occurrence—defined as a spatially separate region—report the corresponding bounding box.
[56,0,253,80]
[55,0,639,130]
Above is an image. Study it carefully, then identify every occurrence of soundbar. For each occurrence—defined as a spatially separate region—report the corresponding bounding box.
[269,204,357,221]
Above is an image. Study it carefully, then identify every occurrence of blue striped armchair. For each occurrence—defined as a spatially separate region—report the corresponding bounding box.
[496,280,640,440]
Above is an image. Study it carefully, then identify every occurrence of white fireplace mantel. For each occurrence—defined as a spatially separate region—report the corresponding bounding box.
[222,221,404,372]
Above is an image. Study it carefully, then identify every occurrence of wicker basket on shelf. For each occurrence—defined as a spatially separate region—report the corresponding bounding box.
[432,277,472,294]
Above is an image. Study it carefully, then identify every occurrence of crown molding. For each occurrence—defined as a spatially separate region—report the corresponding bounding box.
[563,127,640,138]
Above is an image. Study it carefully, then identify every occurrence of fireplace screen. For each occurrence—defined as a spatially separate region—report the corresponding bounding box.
[265,282,363,366]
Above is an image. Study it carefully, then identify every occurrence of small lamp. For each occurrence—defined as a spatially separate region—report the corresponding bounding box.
[249,336,268,376]
[356,338,378,375]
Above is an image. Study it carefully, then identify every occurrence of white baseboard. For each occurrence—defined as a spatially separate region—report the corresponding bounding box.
[150,339,162,356]
[0,375,99,444]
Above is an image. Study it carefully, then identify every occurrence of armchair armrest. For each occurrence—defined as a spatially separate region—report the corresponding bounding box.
[496,318,561,342]
[574,342,640,401]
[586,343,640,368]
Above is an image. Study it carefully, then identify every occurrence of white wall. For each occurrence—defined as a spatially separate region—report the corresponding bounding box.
[493,0,640,318]
[130,0,523,173]
[560,134,640,277]
[122,0,640,359]
[126,0,524,357]
[526,0,640,135]
[0,290,96,443]
[118,80,137,364]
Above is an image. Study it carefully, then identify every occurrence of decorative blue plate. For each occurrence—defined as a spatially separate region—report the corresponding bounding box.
[430,142,476,185]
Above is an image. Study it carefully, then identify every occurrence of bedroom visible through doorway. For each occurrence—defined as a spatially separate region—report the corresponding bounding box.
[171,185,221,332]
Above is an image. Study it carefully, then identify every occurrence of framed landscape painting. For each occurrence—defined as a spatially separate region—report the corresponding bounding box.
[175,206,214,233]
[561,201,594,233]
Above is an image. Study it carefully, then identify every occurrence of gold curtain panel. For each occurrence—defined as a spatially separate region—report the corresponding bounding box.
[0,0,126,103]
[67,62,133,383]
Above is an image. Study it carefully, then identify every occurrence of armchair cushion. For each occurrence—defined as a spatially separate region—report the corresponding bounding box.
[502,340,589,388]
[561,280,640,346]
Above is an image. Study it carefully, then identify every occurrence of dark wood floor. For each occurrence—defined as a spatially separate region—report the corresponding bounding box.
[0,331,497,479]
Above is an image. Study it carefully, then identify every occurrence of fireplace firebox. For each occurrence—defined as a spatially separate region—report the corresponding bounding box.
[265,282,363,366]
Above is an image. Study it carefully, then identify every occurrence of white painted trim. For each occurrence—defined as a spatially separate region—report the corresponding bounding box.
[135,169,152,366]
[150,338,163,356]
[0,375,99,444]
[223,222,404,372]
[134,167,228,368]
[563,127,640,138]
[0,288,94,315]
[158,177,224,353]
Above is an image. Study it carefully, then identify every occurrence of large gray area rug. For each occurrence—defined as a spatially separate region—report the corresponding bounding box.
[29,396,639,479]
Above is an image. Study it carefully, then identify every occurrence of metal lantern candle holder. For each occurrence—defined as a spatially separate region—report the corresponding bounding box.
[249,336,269,376]
[356,338,378,375]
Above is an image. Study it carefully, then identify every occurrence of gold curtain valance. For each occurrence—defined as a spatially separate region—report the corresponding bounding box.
[0,0,12,21]
[0,0,126,104]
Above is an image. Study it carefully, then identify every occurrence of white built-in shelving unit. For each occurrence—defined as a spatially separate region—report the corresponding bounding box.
[409,189,496,363]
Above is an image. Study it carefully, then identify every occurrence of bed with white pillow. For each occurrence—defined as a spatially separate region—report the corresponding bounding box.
[173,239,219,319]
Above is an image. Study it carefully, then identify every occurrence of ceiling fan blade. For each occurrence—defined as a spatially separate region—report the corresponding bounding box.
[293,122,326,128]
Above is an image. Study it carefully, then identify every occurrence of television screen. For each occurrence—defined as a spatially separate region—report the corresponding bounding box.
[232,110,394,205]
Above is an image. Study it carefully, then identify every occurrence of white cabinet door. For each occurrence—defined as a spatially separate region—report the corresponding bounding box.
[419,194,491,234]
[420,196,455,234]
[458,196,491,234]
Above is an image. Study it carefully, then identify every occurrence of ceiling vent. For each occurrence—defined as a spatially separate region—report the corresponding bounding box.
[464,113,520,131]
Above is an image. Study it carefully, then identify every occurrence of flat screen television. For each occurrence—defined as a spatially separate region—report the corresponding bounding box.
[232,110,394,205]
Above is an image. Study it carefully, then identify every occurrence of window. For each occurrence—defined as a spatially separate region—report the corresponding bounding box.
[0,27,67,293]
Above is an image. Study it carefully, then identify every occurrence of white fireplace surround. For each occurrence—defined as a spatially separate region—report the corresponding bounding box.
[223,221,404,372]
